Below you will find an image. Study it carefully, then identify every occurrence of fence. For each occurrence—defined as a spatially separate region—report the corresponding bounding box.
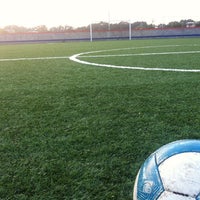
[0,27,200,43]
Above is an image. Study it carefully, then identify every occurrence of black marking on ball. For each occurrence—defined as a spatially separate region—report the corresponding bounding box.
[172,191,190,197]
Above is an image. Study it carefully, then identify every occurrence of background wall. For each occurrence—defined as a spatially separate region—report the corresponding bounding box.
[0,27,200,43]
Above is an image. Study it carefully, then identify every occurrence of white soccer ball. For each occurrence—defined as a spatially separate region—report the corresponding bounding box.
[133,140,200,200]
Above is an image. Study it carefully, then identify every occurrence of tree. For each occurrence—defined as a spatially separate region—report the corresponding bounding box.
[0,28,6,34]
[3,25,29,33]
[49,25,73,32]
[34,25,48,32]
[196,21,200,27]
[167,21,182,28]
[132,21,149,29]
[92,22,109,31]
[180,19,195,27]
[157,24,167,29]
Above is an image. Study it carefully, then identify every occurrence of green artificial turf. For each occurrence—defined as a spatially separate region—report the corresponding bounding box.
[0,38,200,199]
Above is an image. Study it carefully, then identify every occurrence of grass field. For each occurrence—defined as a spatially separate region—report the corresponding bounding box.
[1,38,200,200]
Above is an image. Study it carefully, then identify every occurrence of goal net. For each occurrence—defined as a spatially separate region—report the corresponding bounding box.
[90,21,132,41]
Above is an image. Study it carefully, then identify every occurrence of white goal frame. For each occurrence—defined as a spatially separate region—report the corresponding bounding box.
[89,21,132,42]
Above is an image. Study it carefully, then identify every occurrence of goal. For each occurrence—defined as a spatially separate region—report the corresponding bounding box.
[89,21,132,41]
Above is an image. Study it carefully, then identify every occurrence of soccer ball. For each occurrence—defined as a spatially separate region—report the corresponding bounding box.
[133,140,200,200]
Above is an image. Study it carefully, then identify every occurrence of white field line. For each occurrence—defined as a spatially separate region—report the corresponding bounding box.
[1,44,200,72]
[80,50,200,58]
[0,45,169,62]
[0,56,69,62]
[77,44,200,58]
[69,45,200,72]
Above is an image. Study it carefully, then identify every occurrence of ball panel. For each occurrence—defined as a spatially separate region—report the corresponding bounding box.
[158,191,194,200]
[156,140,200,165]
[159,152,200,197]
[134,153,164,199]
[196,194,200,200]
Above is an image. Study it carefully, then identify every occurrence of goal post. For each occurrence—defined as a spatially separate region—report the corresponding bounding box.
[89,20,132,41]
[90,24,93,42]
[129,22,132,40]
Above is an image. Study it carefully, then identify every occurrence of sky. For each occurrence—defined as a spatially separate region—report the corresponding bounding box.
[0,0,199,28]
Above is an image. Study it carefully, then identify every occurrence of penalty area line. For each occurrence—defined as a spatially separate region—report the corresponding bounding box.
[0,56,70,62]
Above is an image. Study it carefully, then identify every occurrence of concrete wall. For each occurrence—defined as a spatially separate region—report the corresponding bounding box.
[0,31,90,43]
[131,27,200,38]
[0,27,200,43]
[93,27,200,40]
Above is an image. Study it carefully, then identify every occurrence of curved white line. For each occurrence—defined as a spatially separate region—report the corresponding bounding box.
[69,45,200,73]
[80,50,200,58]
